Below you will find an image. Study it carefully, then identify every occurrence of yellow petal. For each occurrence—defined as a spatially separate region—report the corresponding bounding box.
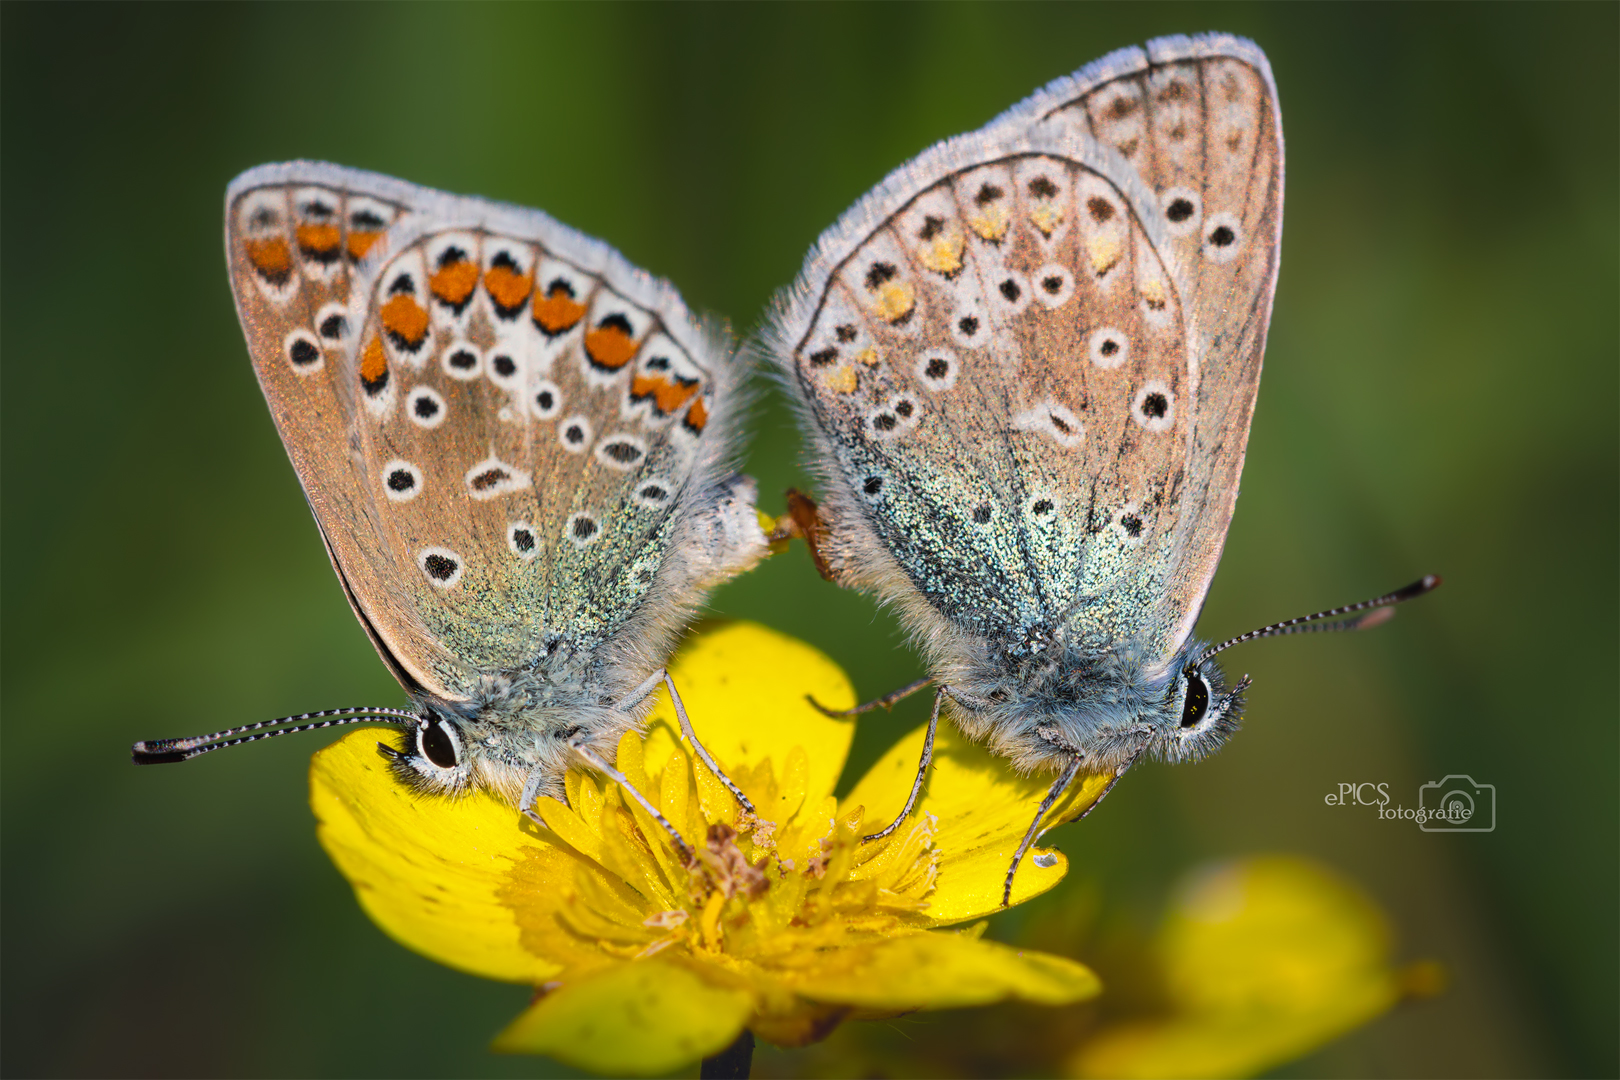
[492,961,754,1075]
[641,621,855,810]
[309,731,567,983]
[788,929,1100,1010]
[844,721,1115,924]
[1069,856,1411,1079]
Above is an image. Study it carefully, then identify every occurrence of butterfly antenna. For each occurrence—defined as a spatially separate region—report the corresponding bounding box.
[1196,575,1442,667]
[132,706,420,764]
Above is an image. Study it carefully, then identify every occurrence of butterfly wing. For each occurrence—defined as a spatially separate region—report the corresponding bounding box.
[768,35,1280,675]
[227,163,755,704]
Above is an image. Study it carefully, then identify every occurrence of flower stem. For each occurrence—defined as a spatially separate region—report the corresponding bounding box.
[699,1029,754,1079]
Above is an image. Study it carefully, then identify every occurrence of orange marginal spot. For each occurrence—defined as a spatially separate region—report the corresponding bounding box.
[631,373,702,415]
[683,396,709,434]
[347,230,383,260]
[532,283,587,334]
[484,265,534,312]
[360,337,389,392]
[296,223,341,256]
[380,294,429,348]
[429,259,480,308]
[245,237,292,281]
[584,322,637,370]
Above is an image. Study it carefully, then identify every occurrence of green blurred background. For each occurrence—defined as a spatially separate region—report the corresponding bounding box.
[3,3,1615,1077]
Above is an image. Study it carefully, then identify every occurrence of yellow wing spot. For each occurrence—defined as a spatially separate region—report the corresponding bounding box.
[1141,276,1168,311]
[429,259,480,308]
[245,237,292,282]
[1089,236,1122,277]
[917,231,964,276]
[1029,203,1065,238]
[871,281,915,324]
[856,347,880,367]
[380,294,430,348]
[484,265,534,312]
[968,204,1010,242]
[824,365,857,394]
[295,223,341,257]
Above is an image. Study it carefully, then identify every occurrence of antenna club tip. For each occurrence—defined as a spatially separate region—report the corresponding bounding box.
[1393,574,1442,601]
[131,744,189,765]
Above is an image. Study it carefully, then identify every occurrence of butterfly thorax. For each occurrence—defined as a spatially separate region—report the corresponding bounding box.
[936,631,1241,776]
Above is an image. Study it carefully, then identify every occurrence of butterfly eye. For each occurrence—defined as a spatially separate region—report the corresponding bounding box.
[417,719,462,769]
[1180,669,1210,729]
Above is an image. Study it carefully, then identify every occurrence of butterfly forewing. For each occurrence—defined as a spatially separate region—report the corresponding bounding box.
[1033,39,1283,660]
[227,164,726,702]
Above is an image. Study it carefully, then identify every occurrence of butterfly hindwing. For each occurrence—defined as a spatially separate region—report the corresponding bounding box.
[227,163,744,704]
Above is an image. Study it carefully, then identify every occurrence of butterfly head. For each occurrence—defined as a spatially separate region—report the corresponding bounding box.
[1154,654,1247,764]
[378,710,478,796]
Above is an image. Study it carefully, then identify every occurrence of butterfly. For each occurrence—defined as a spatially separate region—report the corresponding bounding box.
[133,163,768,836]
[764,34,1437,902]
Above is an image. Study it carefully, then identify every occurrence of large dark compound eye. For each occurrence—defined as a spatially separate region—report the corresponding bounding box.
[418,718,461,768]
[1180,669,1210,729]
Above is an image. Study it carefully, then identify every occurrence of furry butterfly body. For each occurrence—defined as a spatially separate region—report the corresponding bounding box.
[768,36,1282,834]
[208,162,766,805]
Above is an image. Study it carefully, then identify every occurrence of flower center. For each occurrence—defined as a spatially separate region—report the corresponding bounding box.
[530,725,940,970]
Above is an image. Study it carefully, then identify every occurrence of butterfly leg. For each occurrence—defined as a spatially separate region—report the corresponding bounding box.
[1001,749,1142,906]
[862,687,945,843]
[809,676,931,718]
[519,762,553,827]
[1002,755,1084,907]
[663,672,757,816]
[616,667,669,712]
[570,742,694,862]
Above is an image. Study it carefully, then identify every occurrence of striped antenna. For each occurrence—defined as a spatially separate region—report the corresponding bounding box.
[132,706,420,764]
[1196,575,1442,668]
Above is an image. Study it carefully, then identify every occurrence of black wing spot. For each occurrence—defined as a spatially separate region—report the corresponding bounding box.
[835,324,858,342]
[958,316,979,338]
[423,553,458,580]
[572,516,598,540]
[864,262,898,290]
[387,469,416,493]
[1027,176,1058,198]
[318,314,347,340]
[1033,499,1054,515]
[863,476,883,495]
[388,273,415,296]
[1142,392,1169,419]
[602,441,643,465]
[872,413,898,432]
[925,357,949,379]
[512,528,535,553]
[449,349,477,370]
[1167,198,1195,223]
[999,279,1022,303]
[492,354,517,377]
[918,215,944,241]
[809,348,838,367]
[413,395,440,419]
[1121,514,1143,538]
[1042,274,1065,295]
[975,183,1004,206]
[289,338,319,366]
[894,398,914,419]
[1209,225,1236,247]
[564,423,586,445]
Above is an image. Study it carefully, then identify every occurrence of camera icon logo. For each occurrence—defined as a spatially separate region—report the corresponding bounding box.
[1419,775,1496,832]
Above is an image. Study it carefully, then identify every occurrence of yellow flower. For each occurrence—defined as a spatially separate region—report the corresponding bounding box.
[311,622,1111,1076]
[1068,855,1445,1079]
